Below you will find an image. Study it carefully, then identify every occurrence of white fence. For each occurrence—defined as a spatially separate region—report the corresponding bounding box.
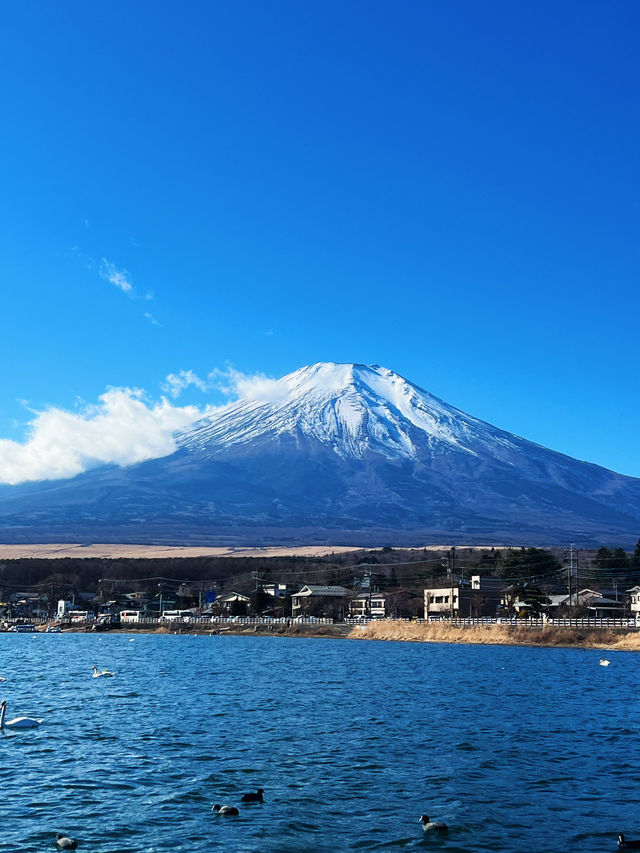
[426,616,640,630]
[41,615,334,628]
[4,615,639,631]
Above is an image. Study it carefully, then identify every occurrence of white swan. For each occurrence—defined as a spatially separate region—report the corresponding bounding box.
[600,659,611,666]
[0,700,43,730]
[419,814,448,832]
[55,833,78,849]
[91,666,115,678]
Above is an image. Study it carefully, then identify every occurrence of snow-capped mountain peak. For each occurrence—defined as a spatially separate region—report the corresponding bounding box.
[177,362,486,461]
[3,361,640,547]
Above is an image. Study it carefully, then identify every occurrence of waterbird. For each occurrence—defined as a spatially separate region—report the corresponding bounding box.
[212,804,239,816]
[0,700,43,730]
[56,833,78,849]
[91,666,115,678]
[619,834,640,849]
[0,677,6,682]
[600,659,611,666]
[419,815,448,833]
[241,788,264,802]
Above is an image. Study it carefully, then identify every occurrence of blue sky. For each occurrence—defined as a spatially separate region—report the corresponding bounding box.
[1,0,639,481]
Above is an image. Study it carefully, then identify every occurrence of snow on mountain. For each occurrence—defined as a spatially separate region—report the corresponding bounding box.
[1,362,639,546]
[177,362,513,461]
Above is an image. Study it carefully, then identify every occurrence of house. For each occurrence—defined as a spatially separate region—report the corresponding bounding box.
[424,575,503,619]
[576,588,626,618]
[261,583,287,597]
[291,585,350,619]
[500,583,550,617]
[545,593,573,616]
[627,586,640,618]
[349,592,386,619]
[547,588,628,618]
[216,591,251,615]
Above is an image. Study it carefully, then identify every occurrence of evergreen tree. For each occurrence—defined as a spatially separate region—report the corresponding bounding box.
[498,548,561,581]
[594,546,614,568]
[611,547,630,568]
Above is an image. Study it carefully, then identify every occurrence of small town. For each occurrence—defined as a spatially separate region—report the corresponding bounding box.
[2,544,640,631]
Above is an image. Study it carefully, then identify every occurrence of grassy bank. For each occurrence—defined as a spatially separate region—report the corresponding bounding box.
[349,620,640,651]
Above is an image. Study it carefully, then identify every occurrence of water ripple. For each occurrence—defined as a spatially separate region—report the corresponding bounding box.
[1,634,637,851]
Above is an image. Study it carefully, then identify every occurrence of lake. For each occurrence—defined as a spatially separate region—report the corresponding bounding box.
[0,632,637,852]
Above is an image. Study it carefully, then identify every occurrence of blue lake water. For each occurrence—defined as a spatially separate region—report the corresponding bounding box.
[0,632,639,852]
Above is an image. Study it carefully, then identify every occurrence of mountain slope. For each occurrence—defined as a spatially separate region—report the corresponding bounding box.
[1,362,639,545]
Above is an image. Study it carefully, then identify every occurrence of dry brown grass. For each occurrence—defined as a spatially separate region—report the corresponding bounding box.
[0,543,362,559]
[350,620,640,651]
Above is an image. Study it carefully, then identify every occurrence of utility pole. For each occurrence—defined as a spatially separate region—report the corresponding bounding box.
[364,564,372,617]
[568,544,574,618]
[449,547,456,620]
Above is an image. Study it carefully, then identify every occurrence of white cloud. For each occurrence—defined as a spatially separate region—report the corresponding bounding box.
[144,312,162,327]
[100,258,134,294]
[162,367,288,404]
[0,389,210,485]
[208,368,290,404]
[0,366,290,485]
[162,370,209,399]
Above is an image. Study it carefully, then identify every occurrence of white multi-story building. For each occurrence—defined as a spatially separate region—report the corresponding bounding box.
[423,575,503,619]
[348,593,386,619]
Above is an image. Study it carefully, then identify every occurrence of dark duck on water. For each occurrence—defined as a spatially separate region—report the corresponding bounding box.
[419,814,448,833]
[619,835,640,849]
[241,788,264,802]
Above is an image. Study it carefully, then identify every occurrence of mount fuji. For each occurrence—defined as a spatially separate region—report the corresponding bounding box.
[1,362,639,546]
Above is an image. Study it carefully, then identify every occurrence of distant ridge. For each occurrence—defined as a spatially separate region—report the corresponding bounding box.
[1,362,639,546]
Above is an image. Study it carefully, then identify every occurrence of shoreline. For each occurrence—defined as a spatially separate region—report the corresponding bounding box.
[349,620,640,651]
[24,621,640,650]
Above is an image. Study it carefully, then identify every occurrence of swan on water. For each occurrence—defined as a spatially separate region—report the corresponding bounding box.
[55,833,78,849]
[419,814,448,832]
[212,804,239,816]
[600,659,611,666]
[0,700,43,730]
[241,788,264,802]
[91,666,115,678]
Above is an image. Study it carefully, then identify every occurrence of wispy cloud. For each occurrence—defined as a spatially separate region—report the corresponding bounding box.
[210,367,289,403]
[162,370,209,399]
[144,312,162,327]
[164,366,289,405]
[100,258,134,294]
